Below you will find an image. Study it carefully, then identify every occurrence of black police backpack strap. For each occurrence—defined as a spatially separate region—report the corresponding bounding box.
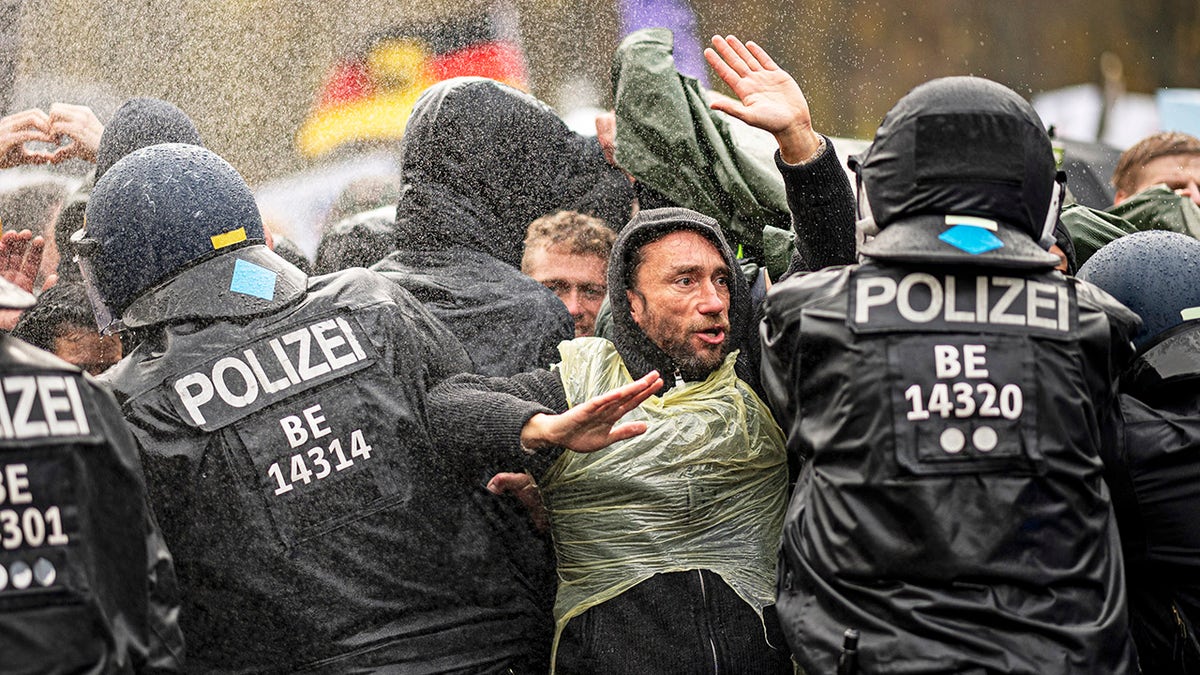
[848,264,1077,476]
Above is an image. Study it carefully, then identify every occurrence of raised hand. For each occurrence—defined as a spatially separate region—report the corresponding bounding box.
[0,109,55,168]
[521,371,664,453]
[704,35,822,164]
[0,229,55,331]
[47,103,103,164]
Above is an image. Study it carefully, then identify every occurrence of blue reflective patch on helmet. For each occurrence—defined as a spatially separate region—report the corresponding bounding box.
[229,259,278,301]
[938,225,1005,255]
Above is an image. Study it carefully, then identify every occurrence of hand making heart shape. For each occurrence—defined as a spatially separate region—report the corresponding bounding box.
[0,103,103,169]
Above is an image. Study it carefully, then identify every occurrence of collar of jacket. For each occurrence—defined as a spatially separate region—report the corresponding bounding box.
[1123,321,1200,396]
[122,244,307,329]
[607,207,757,384]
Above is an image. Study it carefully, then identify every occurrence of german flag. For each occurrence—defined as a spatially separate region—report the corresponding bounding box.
[296,14,529,158]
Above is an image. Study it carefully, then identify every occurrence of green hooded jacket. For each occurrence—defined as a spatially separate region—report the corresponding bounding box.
[611,28,795,278]
[1064,185,1200,266]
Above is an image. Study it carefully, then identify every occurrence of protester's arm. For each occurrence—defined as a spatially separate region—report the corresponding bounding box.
[0,108,54,168]
[430,369,662,473]
[705,35,855,273]
[776,139,856,273]
[47,103,103,164]
[429,368,573,475]
[518,371,662,453]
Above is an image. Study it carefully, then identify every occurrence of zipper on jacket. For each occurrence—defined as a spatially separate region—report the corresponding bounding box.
[697,569,719,674]
[674,369,685,389]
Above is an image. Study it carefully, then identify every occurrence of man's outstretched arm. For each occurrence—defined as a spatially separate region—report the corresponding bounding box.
[429,369,663,477]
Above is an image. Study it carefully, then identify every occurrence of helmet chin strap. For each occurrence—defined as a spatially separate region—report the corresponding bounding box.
[1038,171,1067,250]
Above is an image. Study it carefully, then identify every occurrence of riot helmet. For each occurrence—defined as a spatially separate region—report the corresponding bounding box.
[75,143,268,333]
[853,76,1063,268]
[1078,230,1200,351]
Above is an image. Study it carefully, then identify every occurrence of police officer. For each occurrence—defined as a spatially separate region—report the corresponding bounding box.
[1079,230,1200,673]
[73,143,538,672]
[760,77,1138,673]
[0,270,183,670]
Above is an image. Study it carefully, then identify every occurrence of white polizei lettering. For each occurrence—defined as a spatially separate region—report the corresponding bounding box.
[8,378,48,439]
[855,276,898,323]
[175,373,215,426]
[37,377,77,436]
[975,276,989,321]
[212,358,258,409]
[1057,286,1070,332]
[284,327,331,380]
[0,381,14,438]
[280,415,308,448]
[4,464,30,504]
[173,318,370,426]
[244,348,290,394]
[988,277,1025,325]
[897,273,943,323]
[336,317,367,360]
[313,320,356,370]
[63,378,89,435]
[302,404,331,439]
[963,345,989,378]
[934,345,961,378]
[1026,281,1060,331]
[269,338,302,385]
[943,276,976,323]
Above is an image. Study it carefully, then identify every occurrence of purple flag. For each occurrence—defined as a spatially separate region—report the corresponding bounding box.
[619,0,709,87]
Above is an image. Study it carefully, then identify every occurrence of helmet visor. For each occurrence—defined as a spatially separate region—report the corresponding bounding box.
[70,228,125,335]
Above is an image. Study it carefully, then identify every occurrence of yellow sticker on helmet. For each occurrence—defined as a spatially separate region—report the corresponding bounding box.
[211,227,247,250]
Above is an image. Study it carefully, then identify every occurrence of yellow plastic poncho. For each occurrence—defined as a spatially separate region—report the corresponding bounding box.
[544,338,788,664]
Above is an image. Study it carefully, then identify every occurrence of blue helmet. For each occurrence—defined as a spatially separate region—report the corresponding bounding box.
[75,143,267,333]
[1078,230,1200,350]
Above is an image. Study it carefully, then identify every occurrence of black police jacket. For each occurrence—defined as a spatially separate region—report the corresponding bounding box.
[1107,324,1200,674]
[761,260,1139,674]
[0,334,183,673]
[103,250,537,674]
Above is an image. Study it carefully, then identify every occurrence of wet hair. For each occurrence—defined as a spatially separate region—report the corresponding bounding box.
[521,210,615,273]
[1112,131,1200,195]
[11,283,98,352]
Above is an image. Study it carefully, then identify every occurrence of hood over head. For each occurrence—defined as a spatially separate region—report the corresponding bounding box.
[855,76,1062,269]
[607,207,757,385]
[95,97,203,181]
[392,77,632,268]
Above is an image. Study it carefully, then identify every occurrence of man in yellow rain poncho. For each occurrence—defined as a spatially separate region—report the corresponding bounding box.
[429,205,794,673]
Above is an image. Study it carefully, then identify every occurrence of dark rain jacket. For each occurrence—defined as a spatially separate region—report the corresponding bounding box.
[762,234,1139,673]
[1106,324,1200,674]
[1,334,184,673]
[102,246,540,674]
[373,76,632,377]
[430,207,794,674]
